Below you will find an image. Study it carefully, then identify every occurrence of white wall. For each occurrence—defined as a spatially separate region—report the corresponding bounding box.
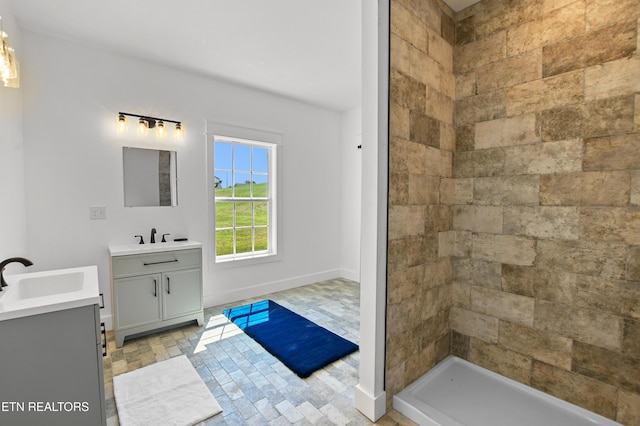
[20,30,346,326]
[340,107,361,281]
[0,0,28,266]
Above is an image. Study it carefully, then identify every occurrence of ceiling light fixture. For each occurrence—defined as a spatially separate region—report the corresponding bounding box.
[116,112,183,140]
[0,16,19,88]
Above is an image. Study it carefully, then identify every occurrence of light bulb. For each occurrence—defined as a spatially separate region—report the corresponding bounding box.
[137,118,149,136]
[175,123,183,140]
[156,120,165,138]
[116,114,127,134]
[4,47,16,79]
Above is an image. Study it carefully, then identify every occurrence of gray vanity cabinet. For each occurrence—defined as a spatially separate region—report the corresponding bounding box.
[0,304,106,425]
[110,247,204,347]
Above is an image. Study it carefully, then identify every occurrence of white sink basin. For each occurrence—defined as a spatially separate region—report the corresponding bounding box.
[0,266,100,321]
[18,271,84,299]
[109,240,202,256]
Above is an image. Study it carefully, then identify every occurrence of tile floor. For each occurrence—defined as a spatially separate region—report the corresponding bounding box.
[103,278,415,425]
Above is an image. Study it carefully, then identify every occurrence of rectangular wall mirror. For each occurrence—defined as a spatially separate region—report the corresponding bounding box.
[123,147,177,207]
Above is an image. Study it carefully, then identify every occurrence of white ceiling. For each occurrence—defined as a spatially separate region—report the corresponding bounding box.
[8,0,478,112]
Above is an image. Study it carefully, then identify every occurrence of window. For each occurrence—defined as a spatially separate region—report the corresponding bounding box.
[213,136,277,261]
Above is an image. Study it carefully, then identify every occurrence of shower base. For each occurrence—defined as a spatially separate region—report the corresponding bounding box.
[393,356,621,426]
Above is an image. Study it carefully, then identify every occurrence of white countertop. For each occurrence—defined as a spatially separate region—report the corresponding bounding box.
[0,265,101,322]
[109,240,202,256]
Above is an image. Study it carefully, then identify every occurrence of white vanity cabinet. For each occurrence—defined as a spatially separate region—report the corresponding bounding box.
[109,242,204,347]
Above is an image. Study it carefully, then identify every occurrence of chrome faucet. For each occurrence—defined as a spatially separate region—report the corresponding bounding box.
[0,257,33,290]
[150,228,157,243]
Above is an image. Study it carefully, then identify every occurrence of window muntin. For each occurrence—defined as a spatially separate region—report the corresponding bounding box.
[214,137,276,261]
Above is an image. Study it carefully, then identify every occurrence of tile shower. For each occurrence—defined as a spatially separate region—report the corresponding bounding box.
[386,0,640,424]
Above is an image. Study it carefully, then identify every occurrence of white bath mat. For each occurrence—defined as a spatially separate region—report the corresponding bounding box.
[113,355,222,426]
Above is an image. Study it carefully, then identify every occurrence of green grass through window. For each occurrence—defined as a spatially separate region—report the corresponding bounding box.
[215,183,269,256]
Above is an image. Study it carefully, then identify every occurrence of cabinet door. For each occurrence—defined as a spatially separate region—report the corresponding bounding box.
[115,274,162,329]
[0,305,106,425]
[163,269,202,320]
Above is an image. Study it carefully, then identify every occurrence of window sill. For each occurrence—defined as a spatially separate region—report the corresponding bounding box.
[213,251,281,269]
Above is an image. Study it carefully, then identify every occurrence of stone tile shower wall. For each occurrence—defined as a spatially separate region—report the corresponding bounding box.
[386,0,456,403]
[158,150,172,206]
[449,0,640,423]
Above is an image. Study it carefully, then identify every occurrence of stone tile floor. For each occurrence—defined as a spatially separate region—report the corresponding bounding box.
[103,278,415,425]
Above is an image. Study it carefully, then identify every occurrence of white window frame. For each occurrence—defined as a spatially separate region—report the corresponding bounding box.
[206,122,281,266]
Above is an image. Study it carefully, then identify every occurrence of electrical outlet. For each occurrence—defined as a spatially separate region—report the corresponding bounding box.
[90,206,106,220]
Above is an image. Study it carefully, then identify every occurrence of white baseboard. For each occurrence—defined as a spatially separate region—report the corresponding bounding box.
[203,269,343,308]
[101,314,113,331]
[340,268,360,282]
[355,384,387,421]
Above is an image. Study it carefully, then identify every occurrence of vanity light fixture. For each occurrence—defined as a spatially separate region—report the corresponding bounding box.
[0,16,19,88]
[117,113,127,133]
[116,112,183,140]
[137,117,149,136]
[156,120,166,138]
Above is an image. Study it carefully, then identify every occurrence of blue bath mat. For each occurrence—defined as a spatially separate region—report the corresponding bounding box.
[223,300,358,378]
